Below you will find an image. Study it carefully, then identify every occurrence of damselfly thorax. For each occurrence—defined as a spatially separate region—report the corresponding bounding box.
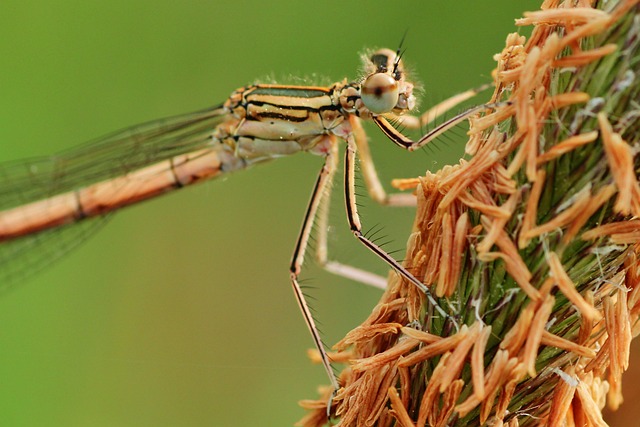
[218,53,416,160]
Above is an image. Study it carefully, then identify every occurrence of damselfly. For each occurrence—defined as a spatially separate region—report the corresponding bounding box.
[0,46,490,390]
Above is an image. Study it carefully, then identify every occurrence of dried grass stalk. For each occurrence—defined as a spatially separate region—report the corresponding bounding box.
[298,0,640,425]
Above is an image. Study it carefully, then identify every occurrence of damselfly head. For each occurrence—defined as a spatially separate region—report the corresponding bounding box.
[360,48,416,115]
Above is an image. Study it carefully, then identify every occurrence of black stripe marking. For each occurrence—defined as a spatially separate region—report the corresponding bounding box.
[73,190,87,220]
[168,157,185,188]
[256,111,309,123]
[251,86,331,98]
[248,100,341,113]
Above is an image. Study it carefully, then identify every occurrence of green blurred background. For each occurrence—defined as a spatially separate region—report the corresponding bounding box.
[2,1,636,426]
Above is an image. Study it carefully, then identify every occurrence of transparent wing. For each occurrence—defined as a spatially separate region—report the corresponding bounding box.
[0,104,228,289]
[0,104,227,210]
[0,216,111,290]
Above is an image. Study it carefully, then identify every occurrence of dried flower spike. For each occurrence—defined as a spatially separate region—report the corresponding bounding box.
[299,1,640,426]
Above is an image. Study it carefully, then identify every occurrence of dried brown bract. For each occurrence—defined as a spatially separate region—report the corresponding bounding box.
[299,0,640,425]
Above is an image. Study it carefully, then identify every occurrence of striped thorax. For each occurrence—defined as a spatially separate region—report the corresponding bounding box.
[215,48,417,160]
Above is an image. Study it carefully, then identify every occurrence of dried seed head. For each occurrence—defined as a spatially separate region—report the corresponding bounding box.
[299,1,640,426]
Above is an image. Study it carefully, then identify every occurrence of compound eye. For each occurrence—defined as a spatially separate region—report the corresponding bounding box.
[361,73,399,114]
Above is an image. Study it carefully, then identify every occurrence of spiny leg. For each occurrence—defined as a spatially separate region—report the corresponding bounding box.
[289,136,340,390]
[316,154,387,289]
[311,115,416,290]
[309,114,417,289]
[343,135,451,322]
[401,83,491,129]
[374,100,506,151]
[349,115,416,207]
[313,141,387,290]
